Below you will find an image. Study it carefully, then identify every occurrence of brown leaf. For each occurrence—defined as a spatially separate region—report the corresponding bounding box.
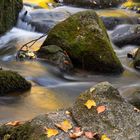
[84,100,96,109]
[44,127,59,138]
[85,131,97,139]
[134,107,140,112]
[55,120,72,132]
[97,105,106,114]
[6,121,21,126]
[69,127,83,139]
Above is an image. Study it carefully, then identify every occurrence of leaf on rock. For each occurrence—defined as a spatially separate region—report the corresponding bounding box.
[85,131,97,139]
[90,87,95,93]
[101,134,110,140]
[84,100,96,109]
[6,121,21,126]
[55,120,72,132]
[97,105,106,114]
[134,107,140,112]
[44,127,59,138]
[69,127,83,139]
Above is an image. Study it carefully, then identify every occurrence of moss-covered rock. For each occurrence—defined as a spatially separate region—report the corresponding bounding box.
[0,70,31,95]
[43,11,123,73]
[63,0,125,8]
[72,82,140,140]
[0,0,23,35]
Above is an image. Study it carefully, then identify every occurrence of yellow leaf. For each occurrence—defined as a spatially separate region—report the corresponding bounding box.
[101,134,111,140]
[44,128,59,138]
[6,121,21,126]
[84,100,96,109]
[55,120,72,132]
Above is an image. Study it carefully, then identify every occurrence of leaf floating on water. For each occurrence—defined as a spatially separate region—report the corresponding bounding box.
[6,121,21,126]
[69,127,83,139]
[101,134,111,140]
[84,100,96,109]
[55,120,72,132]
[97,105,106,114]
[44,127,59,138]
[85,131,97,139]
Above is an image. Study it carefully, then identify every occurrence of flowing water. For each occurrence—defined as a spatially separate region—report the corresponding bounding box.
[0,4,140,123]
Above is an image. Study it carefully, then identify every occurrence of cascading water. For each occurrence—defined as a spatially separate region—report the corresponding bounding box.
[0,4,140,123]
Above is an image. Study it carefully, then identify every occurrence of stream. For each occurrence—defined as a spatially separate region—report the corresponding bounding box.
[0,4,140,123]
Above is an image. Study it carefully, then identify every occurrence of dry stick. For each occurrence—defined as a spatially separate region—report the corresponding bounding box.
[16,33,47,60]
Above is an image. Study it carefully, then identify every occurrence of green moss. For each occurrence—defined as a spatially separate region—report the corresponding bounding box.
[43,10,123,73]
[0,70,31,95]
[0,0,23,34]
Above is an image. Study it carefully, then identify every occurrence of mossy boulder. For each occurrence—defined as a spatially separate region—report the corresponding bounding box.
[72,82,140,140]
[43,11,123,73]
[0,70,31,95]
[63,0,125,8]
[0,0,23,35]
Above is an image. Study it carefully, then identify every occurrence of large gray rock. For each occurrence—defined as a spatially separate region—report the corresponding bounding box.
[111,24,140,47]
[0,0,23,34]
[43,10,123,73]
[72,82,140,140]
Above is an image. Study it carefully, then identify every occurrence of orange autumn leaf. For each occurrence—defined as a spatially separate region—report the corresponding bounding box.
[6,121,21,126]
[55,120,72,132]
[97,105,106,114]
[84,100,96,109]
[101,134,111,140]
[44,127,59,138]
[69,127,83,139]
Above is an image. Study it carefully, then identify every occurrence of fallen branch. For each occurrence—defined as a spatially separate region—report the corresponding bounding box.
[16,33,47,60]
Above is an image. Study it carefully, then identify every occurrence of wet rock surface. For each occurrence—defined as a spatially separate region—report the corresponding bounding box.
[111,24,140,47]
[72,82,140,140]
[37,45,73,72]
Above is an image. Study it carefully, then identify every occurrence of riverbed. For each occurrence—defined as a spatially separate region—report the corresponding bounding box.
[0,4,140,123]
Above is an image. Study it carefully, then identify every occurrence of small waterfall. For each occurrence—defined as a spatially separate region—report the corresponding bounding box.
[16,7,35,32]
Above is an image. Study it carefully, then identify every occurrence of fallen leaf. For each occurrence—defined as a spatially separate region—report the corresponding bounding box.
[85,131,97,139]
[84,100,96,109]
[69,127,83,139]
[65,111,71,115]
[6,121,21,126]
[134,107,140,112]
[55,120,72,132]
[101,134,110,140]
[44,127,59,138]
[97,105,106,114]
[64,60,70,65]
[90,87,95,93]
